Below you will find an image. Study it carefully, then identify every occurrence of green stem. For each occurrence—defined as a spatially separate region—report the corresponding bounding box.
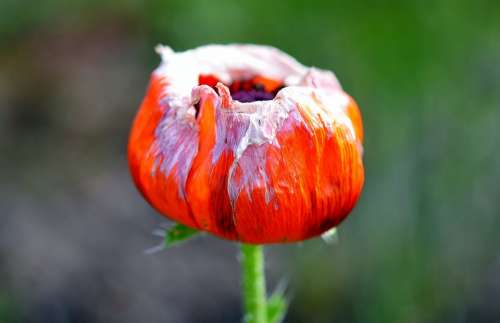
[241,244,267,323]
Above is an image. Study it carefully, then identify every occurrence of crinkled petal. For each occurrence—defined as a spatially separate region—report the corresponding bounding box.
[128,44,365,243]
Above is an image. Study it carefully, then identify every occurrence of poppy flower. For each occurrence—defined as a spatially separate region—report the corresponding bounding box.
[128,44,364,244]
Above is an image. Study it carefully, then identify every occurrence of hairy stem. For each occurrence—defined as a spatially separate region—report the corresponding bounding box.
[241,244,267,323]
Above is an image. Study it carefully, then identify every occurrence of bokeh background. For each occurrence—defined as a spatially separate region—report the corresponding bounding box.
[1,1,499,322]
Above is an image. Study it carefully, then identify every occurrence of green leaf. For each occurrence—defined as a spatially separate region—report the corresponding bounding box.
[164,223,200,248]
[267,286,288,323]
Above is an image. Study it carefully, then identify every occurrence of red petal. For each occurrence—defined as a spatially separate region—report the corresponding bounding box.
[128,75,199,228]
[232,109,364,243]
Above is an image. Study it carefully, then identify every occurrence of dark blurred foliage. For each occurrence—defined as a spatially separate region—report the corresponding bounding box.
[1,0,500,322]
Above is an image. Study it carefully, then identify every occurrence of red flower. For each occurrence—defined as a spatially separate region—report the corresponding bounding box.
[128,45,364,244]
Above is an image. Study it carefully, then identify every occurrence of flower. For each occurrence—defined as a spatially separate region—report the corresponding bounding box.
[128,44,364,244]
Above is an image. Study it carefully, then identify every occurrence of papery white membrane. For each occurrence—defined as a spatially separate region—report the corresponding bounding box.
[152,44,358,203]
[155,44,342,110]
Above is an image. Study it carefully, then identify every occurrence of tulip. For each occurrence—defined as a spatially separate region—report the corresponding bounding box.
[128,44,364,244]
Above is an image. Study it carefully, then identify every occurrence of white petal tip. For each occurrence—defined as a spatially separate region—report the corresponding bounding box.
[155,44,175,59]
[321,227,338,244]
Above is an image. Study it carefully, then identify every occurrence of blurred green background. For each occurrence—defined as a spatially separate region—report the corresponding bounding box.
[1,1,499,322]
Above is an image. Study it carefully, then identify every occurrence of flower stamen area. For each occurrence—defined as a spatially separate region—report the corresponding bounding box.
[199,74,284,103]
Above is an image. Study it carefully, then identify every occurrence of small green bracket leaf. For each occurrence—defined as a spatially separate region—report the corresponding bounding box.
[165,223,200,248]
[267,284,288,323]
[321,227,338,244]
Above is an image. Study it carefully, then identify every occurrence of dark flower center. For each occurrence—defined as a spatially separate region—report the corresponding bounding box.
[199,74,284,103]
